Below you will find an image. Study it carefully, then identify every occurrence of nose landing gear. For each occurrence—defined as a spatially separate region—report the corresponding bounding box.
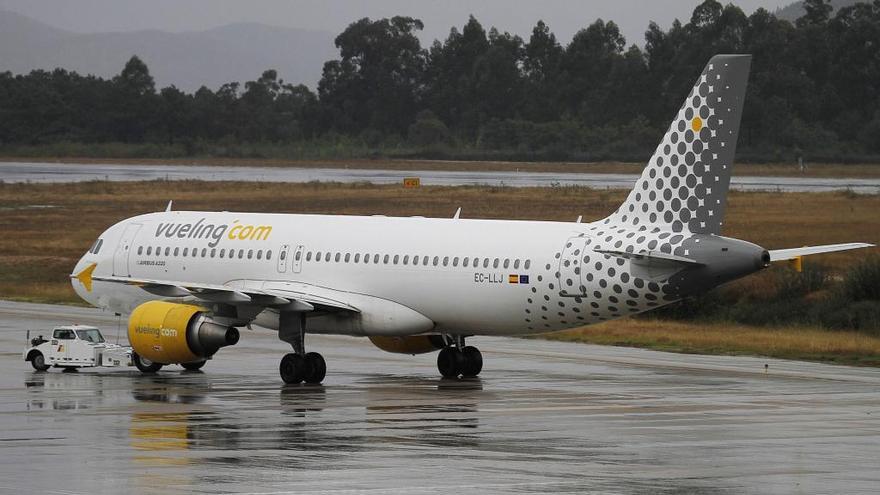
[437,336,482,378]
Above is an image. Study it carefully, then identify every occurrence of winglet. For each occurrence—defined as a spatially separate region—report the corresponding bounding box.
[74,263,97,292]
[165,200,173,212]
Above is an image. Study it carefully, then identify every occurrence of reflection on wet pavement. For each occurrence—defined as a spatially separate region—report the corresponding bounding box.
[2,300,880,494]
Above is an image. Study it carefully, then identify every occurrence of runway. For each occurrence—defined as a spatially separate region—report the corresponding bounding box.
[3,161,880,193]
[2,300,880,494]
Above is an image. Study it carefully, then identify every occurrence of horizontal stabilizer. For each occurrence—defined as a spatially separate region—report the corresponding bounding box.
[594,248,702,281]
[768,243,874,261]
[594,249,703,266]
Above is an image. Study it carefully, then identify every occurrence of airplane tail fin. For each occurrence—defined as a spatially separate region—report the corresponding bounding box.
[603,54,751,235]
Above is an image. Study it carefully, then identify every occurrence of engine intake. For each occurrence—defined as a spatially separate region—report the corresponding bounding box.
[128,301,239,364]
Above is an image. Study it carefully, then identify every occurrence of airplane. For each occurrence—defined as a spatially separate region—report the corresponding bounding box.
[68,54,873,384]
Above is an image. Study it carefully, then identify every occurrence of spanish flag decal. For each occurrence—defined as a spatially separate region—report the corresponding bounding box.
[508,274,519,284]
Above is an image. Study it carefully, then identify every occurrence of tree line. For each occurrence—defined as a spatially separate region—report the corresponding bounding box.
[1,0,879,162]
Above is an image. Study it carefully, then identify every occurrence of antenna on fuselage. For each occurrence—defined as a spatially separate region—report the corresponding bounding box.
[165,200,173,212]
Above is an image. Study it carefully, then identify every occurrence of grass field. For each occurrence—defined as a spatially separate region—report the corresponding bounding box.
[4,156,880,178]
[1,180,878,364]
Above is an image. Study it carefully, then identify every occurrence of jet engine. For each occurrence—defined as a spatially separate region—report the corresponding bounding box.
[369,335,446,355]
[128,301,239,364]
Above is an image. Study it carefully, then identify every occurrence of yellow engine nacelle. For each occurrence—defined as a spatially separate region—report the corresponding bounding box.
[369,335,445,355]
[128,301,239,364]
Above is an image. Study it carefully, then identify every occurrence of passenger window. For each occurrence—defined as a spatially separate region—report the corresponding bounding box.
[184,247,190,257]
[443,256,449,266]
[257,250,263,260]
[433,256,439,266]
[363,253,369,263]
[146,246,152,255]
[463,257,469,267]
[453,257,459,267]
[192,248,197,257]
[403,255,409,265]
[137,246,143,255]
[483,258,489,268]
[393,255,399,265]
[165,247,171,256]
[373,254,380,263]
[247,249,253,259]
[210,248,216,258]
[306,252,312,261]
[239,250,245,259]
[202,248,208,257]
[267,250,272,260]
[503,259,510,269]
[281,250,287,260]
[354,253,360,263]
[412,255,419,265]
[218,248,224,258]
[525,259,531,269]
[493,258,500,268]
[423,256,429,266]
[514,259,520,269]
[173,247,179,256]
[383,254,390,264]
[344,253,351,263]
[325,252,331,262]
[295,251,302,261]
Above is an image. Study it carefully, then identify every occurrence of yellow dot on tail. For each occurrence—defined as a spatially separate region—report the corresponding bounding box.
[692,116,703,132]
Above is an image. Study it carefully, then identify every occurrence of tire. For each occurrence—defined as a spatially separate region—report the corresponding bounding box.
[461,346,483,377]
[133,352,163,373]
[280,353,306,384]
[304,352,326,384]
[181,360,206,371]
[30,352,50,372]
[437,347,464,378]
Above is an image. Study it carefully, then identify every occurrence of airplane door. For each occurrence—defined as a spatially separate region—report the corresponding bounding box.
[112,223,142,277]
[292,245,304,274]
[277,244,290,273]
[558,236,588,297]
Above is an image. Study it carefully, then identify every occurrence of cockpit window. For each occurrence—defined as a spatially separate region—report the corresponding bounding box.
[89,239,104,254]
[75,329,105,343]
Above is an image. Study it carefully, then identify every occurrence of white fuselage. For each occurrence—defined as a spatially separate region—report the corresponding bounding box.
[73,210,681,337]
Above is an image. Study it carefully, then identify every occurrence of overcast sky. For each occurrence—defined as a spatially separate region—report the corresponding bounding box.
[0,0,793,46]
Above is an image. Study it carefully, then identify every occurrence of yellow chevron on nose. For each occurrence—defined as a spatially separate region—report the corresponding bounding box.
[75,263,97,292]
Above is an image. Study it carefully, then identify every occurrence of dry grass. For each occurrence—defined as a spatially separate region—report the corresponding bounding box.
[3,156,880,178]
[543,318,880,366]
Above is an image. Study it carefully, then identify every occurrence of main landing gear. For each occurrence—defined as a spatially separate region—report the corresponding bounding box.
[278,311,326,384]
[437,336,482,379]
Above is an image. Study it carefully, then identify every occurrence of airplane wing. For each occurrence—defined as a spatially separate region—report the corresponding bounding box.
[768,243,874,261]
[88,274,358,313]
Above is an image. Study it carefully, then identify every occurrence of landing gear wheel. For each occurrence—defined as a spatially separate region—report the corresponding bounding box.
[437,347,464,378]
[461,346,483,377]
[181,360,206,371]
[280,353,306,384]
[30,352,50,371]
[133,352,163,373]
[303,352,326,384]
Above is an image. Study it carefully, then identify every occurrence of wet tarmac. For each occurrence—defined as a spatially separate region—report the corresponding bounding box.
[2,299,880,494]
[3,161,880,193]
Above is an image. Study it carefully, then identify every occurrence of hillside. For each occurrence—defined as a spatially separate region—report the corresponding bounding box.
[0,10,336,91]
[774,0,864,22]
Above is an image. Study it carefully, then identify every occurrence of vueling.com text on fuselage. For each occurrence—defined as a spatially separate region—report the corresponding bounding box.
[154,218,272,247]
